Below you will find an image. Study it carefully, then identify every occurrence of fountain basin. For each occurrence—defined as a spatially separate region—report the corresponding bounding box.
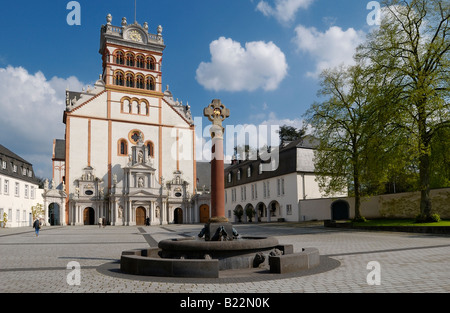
[120,236,320,278]
[158,236,282,271]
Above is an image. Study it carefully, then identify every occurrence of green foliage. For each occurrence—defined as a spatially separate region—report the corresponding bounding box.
[415,213,441,223]
[304,64,386,220]
[352,216,367,223]
[356,0,450,218]
[31,203,44,220]
[2,212,7,228]
[353,218,450,227]
[277,125,305,145]
[245,206,256,222]
[233,207,244,222]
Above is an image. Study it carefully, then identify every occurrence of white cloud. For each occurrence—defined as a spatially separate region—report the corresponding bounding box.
[256,0,314,24]
[260,111,305,131]
[293,25,366,78]
[0,65,85,178]
[196,37,288,92]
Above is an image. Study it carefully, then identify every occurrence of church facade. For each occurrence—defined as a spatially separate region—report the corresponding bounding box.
[49,15,198,226]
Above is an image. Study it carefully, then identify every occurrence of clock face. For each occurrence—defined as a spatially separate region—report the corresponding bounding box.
[128,30,142,42]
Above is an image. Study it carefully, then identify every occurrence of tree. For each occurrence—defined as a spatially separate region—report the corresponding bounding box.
[277,125,305,145]
[233,206,244,222]
[31,203,44,221]
[245,206,256,223]
[356,0,450,221]
[2,212,7,228]
[304,64,386,222]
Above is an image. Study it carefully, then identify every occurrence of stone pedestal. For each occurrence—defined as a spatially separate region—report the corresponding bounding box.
[203,222,235,241]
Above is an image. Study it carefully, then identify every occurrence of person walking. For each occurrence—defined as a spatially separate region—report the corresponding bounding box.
[33,218,41,237]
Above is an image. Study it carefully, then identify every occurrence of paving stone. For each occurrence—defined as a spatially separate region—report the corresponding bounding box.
[0,224,449,293]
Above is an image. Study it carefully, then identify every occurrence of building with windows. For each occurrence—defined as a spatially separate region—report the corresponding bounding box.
[0,144,43,228]
[46,15,198,226]
[224,136,347,222]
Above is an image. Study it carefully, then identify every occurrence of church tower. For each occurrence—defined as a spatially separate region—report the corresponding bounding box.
[60,14,197,226]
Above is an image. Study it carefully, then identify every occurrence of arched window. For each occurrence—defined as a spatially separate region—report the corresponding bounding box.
[126,73,134,88]
[146,76,155,91]
[145,141,154,158]
[140,100,149,115]
[118,139,128,156]
[126,53,135,67]
[136,55,145,68]
[115,51,124,65]
[136,74,145,89]
[237,169,241,181]
[146,56,156,70]
[114,71,124,86]
[247,166,252,177]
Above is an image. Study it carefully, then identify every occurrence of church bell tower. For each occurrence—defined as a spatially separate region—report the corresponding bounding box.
[100,14,165,95]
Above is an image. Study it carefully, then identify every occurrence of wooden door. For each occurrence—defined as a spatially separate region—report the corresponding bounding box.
[136,207,146,225]
[174,208,183,224]
[199,205,210,223]
[83,208,94,225]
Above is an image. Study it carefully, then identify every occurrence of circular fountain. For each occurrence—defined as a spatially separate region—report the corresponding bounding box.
[119,100,320,278]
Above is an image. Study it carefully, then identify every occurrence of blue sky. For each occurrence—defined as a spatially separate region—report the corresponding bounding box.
[0,0,378,178]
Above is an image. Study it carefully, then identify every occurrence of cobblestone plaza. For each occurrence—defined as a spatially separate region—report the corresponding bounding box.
[1,223,449,294]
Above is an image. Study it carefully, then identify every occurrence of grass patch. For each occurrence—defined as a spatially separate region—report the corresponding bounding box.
[352,219,450,227]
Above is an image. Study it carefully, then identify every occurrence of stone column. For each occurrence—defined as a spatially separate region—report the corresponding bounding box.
[210,125,225,219]
[203,99,230,221]
[201,99,237,241]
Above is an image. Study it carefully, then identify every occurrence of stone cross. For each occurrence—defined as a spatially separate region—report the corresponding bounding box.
[203,99,230,130]
[203,99,229,223]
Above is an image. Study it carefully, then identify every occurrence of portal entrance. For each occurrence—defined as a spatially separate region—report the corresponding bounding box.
[136,207,146,225]
[83,207,95,225]
[331,200,350,220]
[199,204,210,223]
[174,208,183,224]
[48,203,60,226]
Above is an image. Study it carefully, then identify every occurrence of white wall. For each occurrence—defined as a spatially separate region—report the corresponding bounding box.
[298,188,450,221]
[0,173,43,228]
